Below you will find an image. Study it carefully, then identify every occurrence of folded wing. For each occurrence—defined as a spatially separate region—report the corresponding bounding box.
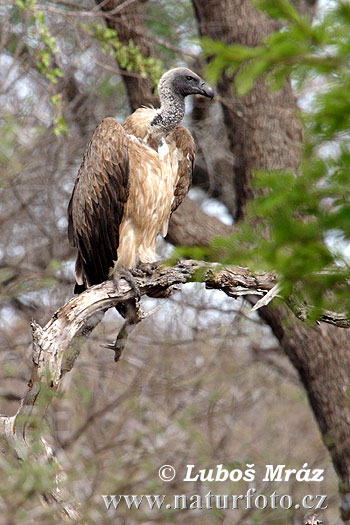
[68,118,129,290]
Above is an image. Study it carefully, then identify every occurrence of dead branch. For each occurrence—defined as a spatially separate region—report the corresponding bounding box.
[3,258,350,427]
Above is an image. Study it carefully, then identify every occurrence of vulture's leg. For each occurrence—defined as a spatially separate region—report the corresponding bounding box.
[102,269,143,362]
[105,262,164,361]
[114,299,142,362]
[103,299,143,362]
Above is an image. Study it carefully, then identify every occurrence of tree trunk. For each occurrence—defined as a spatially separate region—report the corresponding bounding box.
[259,304,350,522]
[166,196,232,247]
[193,0,303,220]
[192,1,350,522]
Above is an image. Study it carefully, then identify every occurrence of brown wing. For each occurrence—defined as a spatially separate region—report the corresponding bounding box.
[68,118,129,290]
[170,126,195,214]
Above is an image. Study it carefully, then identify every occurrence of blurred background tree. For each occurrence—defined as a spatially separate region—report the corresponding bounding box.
[0,0,349,524]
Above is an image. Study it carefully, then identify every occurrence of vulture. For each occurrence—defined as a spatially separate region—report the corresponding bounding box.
[68,68,214,295]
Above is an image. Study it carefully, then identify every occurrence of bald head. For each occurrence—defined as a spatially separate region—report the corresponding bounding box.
[158,67,214,100]
[147,67,214,140]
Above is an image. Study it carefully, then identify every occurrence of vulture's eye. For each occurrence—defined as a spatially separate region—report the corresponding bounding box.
[186,76,195,81]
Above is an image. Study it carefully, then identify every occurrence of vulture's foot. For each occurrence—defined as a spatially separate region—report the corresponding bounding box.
[113,269,141,299]
[129,268,145,278]
[136,260,162,276]
[101,339,124,362]
[102,317,133,362]
[102,313,138,362]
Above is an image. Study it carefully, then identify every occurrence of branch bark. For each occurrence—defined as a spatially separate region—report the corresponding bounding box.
[4,260,350,432]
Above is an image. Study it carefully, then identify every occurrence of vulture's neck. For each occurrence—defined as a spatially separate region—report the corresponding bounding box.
[147,87,185,143]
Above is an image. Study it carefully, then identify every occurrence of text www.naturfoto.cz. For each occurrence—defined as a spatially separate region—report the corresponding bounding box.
[102,490,328,512]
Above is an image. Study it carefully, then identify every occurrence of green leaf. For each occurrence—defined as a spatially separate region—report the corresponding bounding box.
[255,0,302,23]
[235,59,269,95]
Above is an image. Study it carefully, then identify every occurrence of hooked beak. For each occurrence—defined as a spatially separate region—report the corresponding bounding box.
[199,80,214,100]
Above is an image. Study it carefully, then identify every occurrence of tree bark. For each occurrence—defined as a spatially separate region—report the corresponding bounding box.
[193,0,303,221]
[166,196,232,246]
[192,1,350,522]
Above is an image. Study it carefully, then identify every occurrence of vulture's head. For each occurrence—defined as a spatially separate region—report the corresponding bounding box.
[159,67,214,100]
[148,67,214,140]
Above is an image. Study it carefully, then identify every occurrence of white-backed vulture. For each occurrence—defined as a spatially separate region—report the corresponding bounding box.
[68,67,214,294]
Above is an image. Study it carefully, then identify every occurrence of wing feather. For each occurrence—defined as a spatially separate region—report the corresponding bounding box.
[68,118,129,288]
[170,126,195,214]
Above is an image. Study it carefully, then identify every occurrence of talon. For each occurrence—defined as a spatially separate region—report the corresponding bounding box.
[101,340,124,362]
[113,269,141,299]
[137,260,162,276]
[130,268,145,278]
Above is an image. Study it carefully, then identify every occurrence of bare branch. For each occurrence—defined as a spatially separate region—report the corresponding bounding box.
[0,259,276,438]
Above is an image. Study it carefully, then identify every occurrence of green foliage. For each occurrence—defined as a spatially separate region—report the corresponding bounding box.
[199,0,350,316]
[0,409,61,524]
[35,11,63,84]
[0,118,18,167]
[50,95,68,136]
[12,1,67,136]
[145,1,196,63]
[15,2,64,85]
[0,118,24,184]
[82,23,164,89]
[15,0,36,9]
[202,10,331,97]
